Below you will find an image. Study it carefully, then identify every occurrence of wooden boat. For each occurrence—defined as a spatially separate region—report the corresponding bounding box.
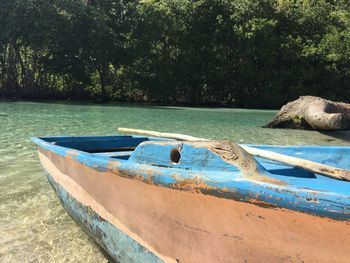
[32,131,350,263]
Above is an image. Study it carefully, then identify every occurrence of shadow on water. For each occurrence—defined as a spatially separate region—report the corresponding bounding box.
[319,131,350,143]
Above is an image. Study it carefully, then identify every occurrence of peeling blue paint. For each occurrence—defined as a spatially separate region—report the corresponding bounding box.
[32,135,350,220]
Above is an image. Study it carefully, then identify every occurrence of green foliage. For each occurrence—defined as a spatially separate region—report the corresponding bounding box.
[1,0,350,107]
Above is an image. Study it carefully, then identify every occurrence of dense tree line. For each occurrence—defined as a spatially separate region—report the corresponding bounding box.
[1,0,350,108]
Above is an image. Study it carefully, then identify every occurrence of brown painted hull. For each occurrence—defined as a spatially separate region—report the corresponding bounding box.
[39,149,350,263]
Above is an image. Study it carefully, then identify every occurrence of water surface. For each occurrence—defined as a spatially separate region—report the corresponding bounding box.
[0,101,349,262]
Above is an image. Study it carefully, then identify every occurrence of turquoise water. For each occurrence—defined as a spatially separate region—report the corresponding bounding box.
[0,101,349,262]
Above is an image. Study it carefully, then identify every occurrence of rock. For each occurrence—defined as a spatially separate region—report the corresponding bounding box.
[265,96,350,130]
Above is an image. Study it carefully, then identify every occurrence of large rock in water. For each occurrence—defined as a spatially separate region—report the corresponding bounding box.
[266,96,350,130]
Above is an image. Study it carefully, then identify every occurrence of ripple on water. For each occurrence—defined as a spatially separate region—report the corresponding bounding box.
[0,101,349,262]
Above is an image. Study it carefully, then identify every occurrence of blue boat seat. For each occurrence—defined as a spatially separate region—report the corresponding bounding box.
[93,151,133,160]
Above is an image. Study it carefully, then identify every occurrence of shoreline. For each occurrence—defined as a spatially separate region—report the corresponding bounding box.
[0,98,278,111]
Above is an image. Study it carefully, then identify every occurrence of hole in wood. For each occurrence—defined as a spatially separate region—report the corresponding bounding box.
[170,148,181,163]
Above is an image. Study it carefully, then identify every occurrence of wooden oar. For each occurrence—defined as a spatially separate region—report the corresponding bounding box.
[118,127,208,141]
[240,145,350,181]
[118,127,350,181]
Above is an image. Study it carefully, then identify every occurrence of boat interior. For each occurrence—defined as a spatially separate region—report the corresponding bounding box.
[39,135,350,172]
[42,135,154,160]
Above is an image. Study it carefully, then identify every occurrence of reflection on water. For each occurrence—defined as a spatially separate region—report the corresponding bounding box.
[0,101,349,262]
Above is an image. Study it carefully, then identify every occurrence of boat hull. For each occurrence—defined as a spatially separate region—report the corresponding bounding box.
[46,172,163,262]
[39,148,350,263]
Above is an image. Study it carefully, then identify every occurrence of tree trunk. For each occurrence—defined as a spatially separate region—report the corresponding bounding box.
[266,96,350,131]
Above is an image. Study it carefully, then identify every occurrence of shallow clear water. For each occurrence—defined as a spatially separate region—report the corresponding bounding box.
[0,101,349,262]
